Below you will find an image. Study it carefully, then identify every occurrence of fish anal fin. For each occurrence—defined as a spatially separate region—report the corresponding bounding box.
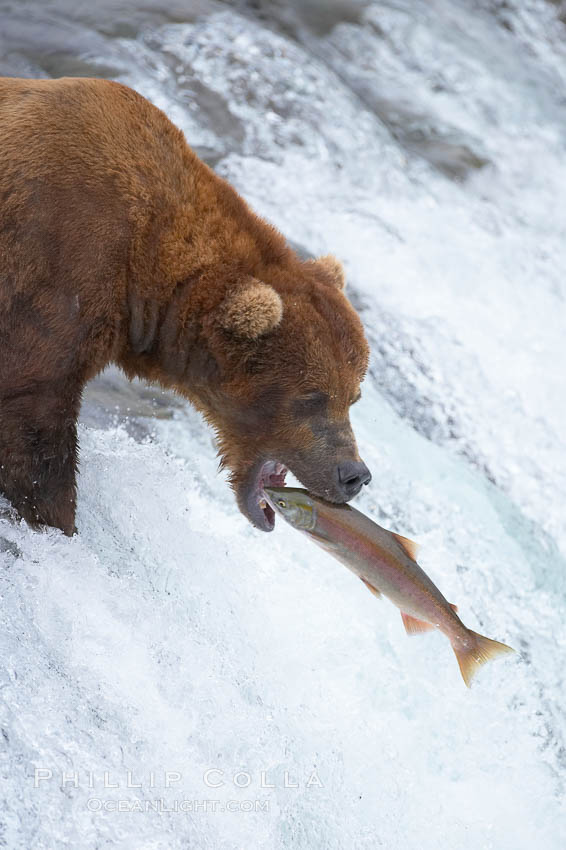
[360,578,382,599]
[401,611,436,635]
[392,532,420,560]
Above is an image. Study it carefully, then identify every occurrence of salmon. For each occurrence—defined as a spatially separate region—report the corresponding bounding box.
[264,486,514,686]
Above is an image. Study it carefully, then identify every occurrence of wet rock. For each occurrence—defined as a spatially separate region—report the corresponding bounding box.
[362,303,500,484]
[232,0,370,37]
[347,83,491,179]
[141,11,392,165]
[306,19,493,180]
[392,122,490,180]
[81,367,184,440]
[0,537,22,560]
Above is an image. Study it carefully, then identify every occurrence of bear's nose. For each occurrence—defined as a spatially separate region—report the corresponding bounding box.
[336,460,372,499]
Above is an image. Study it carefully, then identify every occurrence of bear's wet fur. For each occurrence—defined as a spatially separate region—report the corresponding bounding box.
[0,77,370,535]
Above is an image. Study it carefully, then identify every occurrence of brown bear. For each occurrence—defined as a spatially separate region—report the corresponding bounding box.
[0,76,371,536]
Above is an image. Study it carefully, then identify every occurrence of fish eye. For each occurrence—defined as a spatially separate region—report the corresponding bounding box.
[277,499,287,508]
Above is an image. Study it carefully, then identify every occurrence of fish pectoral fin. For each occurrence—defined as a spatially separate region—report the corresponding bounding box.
[401,611,436,635]
[360,578,382,599]
[313,534,341,553]
[392,532,420,560]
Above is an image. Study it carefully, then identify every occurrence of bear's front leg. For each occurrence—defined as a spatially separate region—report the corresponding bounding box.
[0,386,81,536]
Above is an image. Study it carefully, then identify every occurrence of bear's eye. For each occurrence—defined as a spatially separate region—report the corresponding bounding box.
[292,391,328,417]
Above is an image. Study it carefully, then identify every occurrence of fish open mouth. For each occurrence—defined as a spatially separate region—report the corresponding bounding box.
[241,459,288,532]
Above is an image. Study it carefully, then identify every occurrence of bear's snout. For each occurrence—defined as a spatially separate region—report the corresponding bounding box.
[335,460,372,500]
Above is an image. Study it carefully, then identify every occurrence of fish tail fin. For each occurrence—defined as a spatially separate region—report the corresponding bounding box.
[453,630,515,688]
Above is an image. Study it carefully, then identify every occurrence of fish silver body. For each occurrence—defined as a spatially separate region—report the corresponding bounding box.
[264,487,514,686]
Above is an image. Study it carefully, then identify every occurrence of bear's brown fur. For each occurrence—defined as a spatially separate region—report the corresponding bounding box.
[0,76,370,535]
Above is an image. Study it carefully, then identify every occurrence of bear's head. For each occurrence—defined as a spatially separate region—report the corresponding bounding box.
[194,255,371,531]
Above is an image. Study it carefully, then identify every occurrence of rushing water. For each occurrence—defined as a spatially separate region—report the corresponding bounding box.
[1,1,566,847]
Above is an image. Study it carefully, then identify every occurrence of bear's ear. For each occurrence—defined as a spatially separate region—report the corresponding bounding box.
[219,279,283,339]
[309,255,346,290]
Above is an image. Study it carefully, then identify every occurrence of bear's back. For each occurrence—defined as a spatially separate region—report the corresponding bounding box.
[0,77,196,205]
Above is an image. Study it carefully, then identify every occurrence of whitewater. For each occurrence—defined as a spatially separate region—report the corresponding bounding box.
[1,1,565,847]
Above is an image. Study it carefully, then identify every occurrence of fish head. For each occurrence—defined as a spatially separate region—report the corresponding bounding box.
[263,487,317,532]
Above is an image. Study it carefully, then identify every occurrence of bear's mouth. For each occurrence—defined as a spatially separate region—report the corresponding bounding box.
[242,459,288,532]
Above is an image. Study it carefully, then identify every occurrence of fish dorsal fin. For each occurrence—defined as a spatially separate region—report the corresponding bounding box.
[392,532,420,560]
[360,577,382,599]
